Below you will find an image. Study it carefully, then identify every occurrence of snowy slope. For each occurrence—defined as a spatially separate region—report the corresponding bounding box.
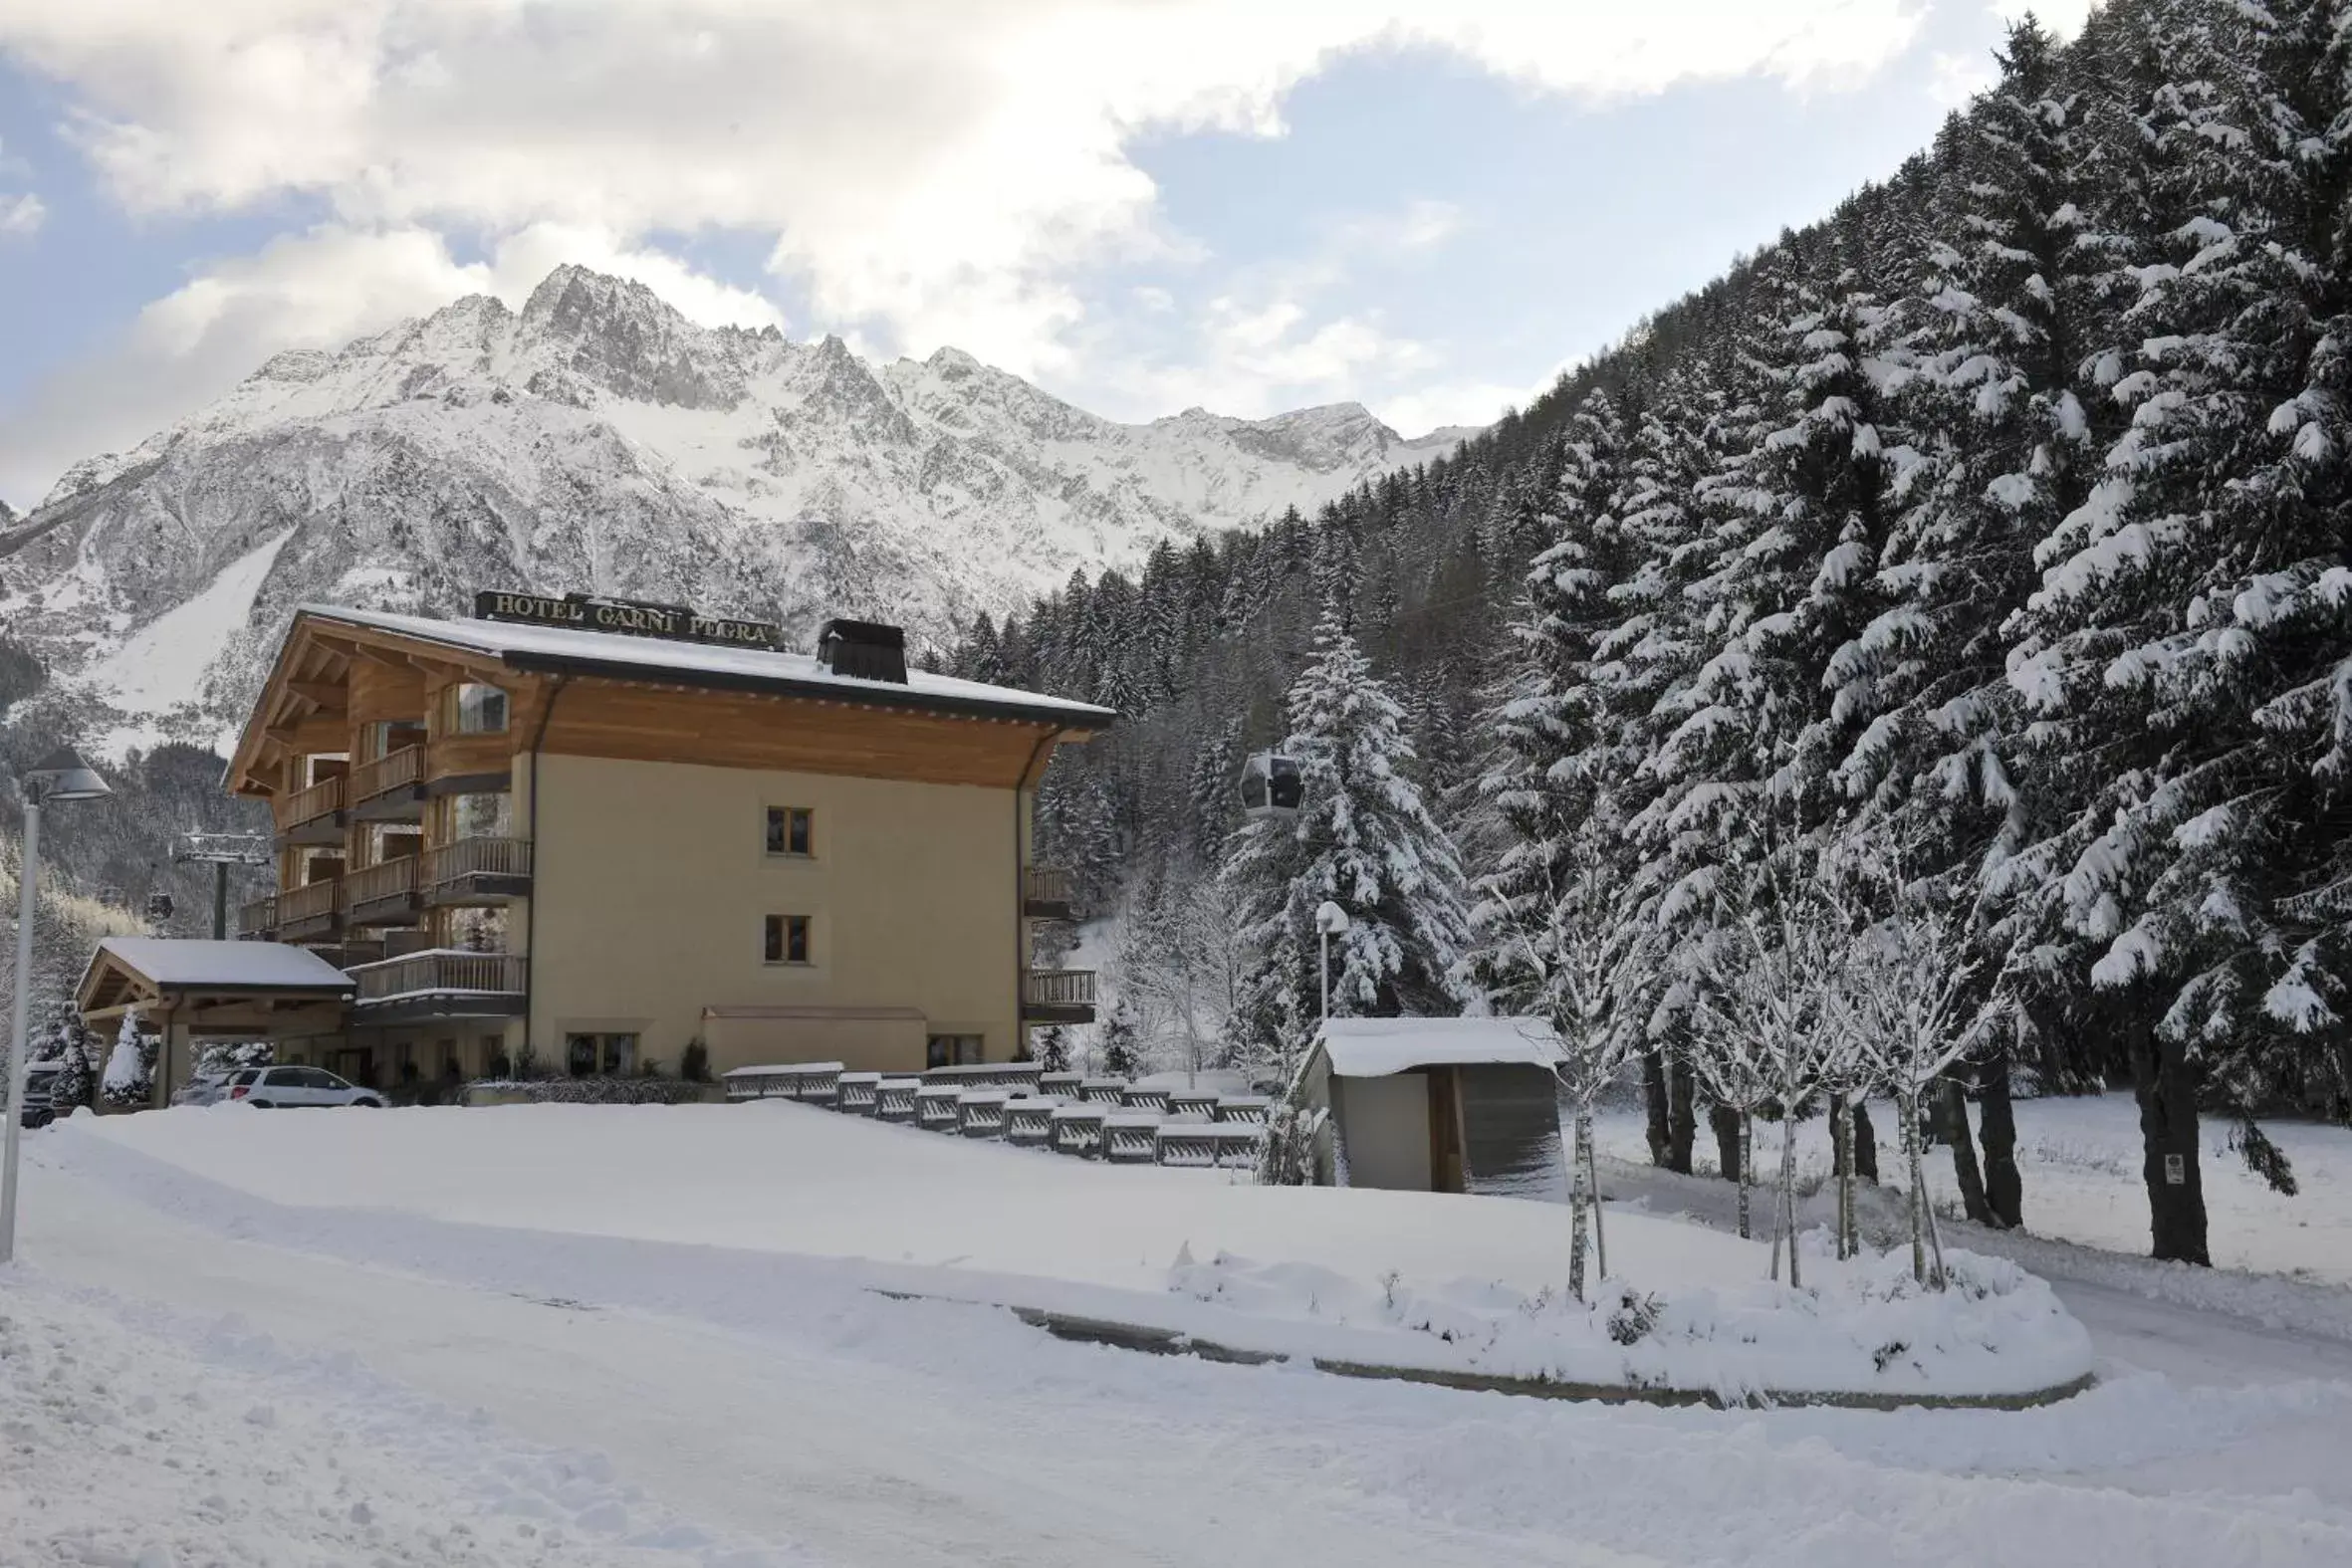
[0,265,1469,750]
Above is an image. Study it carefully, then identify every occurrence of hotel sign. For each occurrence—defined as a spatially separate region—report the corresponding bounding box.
[474,590,784,651]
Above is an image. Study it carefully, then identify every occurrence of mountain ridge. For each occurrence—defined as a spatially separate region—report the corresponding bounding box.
[0,263,1471,754]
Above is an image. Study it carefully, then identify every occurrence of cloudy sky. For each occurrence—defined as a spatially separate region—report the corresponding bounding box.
[0,0,2088,511]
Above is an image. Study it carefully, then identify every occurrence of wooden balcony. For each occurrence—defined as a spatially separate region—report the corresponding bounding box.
[349,744,426,820]
[237,893,279,939]
[419,836,534,906]
[1022,968,1096,1024]
[277,878,342,941]
[348,948,527,1023]
[1023,864,1075,919]
[341,855,421,929]
[274,775,346,846]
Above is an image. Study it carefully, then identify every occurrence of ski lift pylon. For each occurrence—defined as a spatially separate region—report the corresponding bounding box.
[1241,751,1303,819]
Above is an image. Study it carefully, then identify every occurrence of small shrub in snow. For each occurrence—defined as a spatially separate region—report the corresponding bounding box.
[679,1039,712,1083]
[462,1076,706,1107]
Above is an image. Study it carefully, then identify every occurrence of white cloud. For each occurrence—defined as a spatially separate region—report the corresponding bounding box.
[0,191,43,236]
[2,1,1926,371]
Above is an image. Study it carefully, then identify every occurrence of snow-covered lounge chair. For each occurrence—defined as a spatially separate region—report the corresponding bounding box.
[723,1061,844,1103]
[1048,1103,1105,1157]
[873,1077,921,1123]
[1118,1085,1173,1114]
[1037,1071,1082,1100]
[1154,1122,1221,1168]
[1004,1097,1056,1146]
[915,1084,963,1132]
[1103,1112,1163,1163]
[1167,1091,1220,1120]
[1076,1078,1128,1103]
[956,1089,1011,1138]
[1214,1095,1270,1124]
[835,1071,882,1115]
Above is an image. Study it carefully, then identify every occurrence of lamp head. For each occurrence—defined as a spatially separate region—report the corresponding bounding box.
[23,748,112,804]
[1313,900,1351,936]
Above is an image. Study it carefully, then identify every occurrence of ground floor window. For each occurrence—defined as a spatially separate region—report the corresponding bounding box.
[764,913,812,965]
[566,1032,638,1076]
[927,1033,984,1069]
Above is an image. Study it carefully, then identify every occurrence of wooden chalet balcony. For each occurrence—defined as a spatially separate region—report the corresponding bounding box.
[237,893,279,939]
[419,836,534,905]
[277,878,342,941]
[348,744,426,819]
[273,775,345,845]
[348,948,527,1020]
[341,855,421,928]
[1023,864,1075,919]
[1022,968,1096,1024]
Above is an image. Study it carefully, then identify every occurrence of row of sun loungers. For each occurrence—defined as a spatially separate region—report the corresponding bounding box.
[722,1059,1268,1167]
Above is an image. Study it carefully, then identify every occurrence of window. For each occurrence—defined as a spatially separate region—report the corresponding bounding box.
[764,914,812,965]
[927,1034,984,1069]
[565,1032,638,1076]
[450,791,514,838]
[765,805,814,857]
[452,683,510,735]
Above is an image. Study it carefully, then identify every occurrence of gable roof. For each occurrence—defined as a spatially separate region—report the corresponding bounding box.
[78,938,356,1016]
[287,604,1117,729]
[1312,1016,1562,1078]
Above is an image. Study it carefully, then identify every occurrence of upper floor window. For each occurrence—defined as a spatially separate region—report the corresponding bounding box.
[452,683,510,735]
[765,805,814,857]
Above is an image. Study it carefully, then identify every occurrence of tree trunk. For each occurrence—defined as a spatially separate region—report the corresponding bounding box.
[1779,1113,1801,1288]
[1978,1052,2022,1230]
[1640,1049,1673,1166]
[1666,1059,1697,1175]
[1582,1111,1606,1280]
[1737,1113,1754,1240]
[1852,1100,1879,1183]
[2131,1023,2210,1266]
[1568,1112,1592,1301]
[1942,1075,1994,1226]
[1711,1102,1742,1183]
[1899,1091,1926,1284]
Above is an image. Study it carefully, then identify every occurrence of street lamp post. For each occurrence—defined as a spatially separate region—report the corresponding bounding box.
[3,749,114,1265]
[1313,900,1350,1021]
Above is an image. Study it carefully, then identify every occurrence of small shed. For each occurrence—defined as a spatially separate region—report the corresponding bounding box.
[76,938,357,1106]
[1296,1017,1568,1202]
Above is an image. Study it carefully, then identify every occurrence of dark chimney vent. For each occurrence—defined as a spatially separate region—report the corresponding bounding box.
[817,618,909,684]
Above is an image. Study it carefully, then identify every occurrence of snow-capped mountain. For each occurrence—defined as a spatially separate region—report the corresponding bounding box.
[0,264,1469,753]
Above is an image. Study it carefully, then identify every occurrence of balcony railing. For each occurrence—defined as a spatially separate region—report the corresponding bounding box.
[420,835,533,893]
[349,744,424,806]
[277,878,341,935]
[350,948,527,1004]
[274,775,345,834]
[1023,864,1074,916]
[340,856,419,924]
[1022,969,1097,1020]
[237,893,279,938]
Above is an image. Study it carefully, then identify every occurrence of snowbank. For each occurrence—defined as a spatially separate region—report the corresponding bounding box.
[60,1102,2092,1403]
[1168,1241,2092,1402]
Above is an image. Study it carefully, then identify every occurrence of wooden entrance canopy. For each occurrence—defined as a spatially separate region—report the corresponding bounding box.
[76,938,357,1105]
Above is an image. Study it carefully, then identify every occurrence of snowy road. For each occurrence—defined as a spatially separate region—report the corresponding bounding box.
[10,1130,2352,1567]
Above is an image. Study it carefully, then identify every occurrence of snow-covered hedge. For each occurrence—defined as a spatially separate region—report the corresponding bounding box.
[461,1076,710,1107]
[1168,1240,2093,1403]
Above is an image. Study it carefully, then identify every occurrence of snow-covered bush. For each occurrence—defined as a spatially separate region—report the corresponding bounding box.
[461,1076,707,1107]
[101,1008,153,1108]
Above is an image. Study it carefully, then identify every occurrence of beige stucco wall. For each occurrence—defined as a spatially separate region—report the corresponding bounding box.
[525,752,1025,1076]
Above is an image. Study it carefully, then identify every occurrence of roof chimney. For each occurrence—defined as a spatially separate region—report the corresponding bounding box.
[817,618,909,684]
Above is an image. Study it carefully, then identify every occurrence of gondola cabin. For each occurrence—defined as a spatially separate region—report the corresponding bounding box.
[1240,751,1303,819]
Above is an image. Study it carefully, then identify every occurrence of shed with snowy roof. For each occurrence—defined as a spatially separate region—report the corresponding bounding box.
[1294,1017,1568,1202]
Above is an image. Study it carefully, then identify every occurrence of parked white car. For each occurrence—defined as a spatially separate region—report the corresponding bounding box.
[225,1066,385,1109]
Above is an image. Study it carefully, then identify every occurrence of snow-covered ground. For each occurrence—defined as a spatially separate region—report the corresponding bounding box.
[1593,1090,2352,1286]
[7,1102,2352,1565]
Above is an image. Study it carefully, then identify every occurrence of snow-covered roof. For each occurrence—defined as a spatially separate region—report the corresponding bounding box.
[1314,1016,1562,1078]
[85,938,356,995]
[292,604,1116,728]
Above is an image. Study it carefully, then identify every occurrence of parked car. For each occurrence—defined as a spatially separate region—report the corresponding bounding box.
[172,1070,238,1108]
[16,1061,63,1129]
[225,1066,385,1109]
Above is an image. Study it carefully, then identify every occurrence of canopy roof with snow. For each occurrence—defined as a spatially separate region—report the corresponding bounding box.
[1311,1016,1562,1079]
[77,938,356,1020]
